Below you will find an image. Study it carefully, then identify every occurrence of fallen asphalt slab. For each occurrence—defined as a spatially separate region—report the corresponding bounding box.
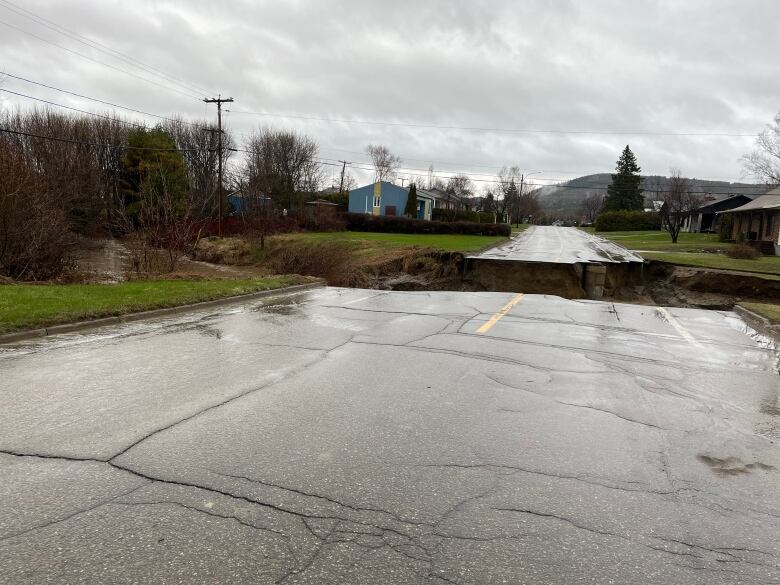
[472,225,644,264]
[0,288,778,584]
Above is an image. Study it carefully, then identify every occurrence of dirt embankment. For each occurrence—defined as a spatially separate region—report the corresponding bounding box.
[192,237,466,290]
[190,237,780,310]
[644,262,780,309]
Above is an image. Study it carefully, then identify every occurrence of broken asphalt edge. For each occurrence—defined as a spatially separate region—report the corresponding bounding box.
[0,281,325,345]
[733,304,780,343]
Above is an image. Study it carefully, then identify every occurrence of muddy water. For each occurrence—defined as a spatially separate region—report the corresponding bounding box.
[71,238,130,282]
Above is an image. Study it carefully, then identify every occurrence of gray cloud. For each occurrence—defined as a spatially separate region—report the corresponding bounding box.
[1,0,779,189]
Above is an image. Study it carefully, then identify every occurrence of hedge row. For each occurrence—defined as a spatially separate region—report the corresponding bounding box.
[594,210,661,231]
[344,213,511,237]
[432,209,496,223]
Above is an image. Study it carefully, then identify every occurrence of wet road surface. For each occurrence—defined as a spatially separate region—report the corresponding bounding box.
[473,226,644,264]
[1,288,779,584]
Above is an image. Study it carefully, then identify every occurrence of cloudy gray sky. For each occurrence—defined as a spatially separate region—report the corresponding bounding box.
[1,0,778,190]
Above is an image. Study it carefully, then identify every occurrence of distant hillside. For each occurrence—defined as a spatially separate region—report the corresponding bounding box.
[537,174,767,219]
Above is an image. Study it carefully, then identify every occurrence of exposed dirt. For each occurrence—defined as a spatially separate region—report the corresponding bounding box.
[56,236,780,312]
[643,262,780,309]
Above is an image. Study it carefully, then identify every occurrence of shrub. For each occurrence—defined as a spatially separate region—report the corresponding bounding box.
[433,208,481,223]
[344,213,510,237]
[0,140,72,280]
[594,210,661,231]
[264,242,367,287]
[718,215,733,242]
[726,244,759,259]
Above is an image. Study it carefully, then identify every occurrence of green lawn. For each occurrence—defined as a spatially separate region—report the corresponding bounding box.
[740,302,780,323]
[0,276,310,334]
[581,228,730,252]
[273,231,507,253]
[642,252,780,277]
[511,224,532,236]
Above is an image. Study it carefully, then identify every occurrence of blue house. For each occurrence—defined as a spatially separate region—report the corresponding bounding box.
[348,181,433,220]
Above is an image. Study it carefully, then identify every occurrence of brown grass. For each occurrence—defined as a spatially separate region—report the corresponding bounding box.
[726,244,760,260]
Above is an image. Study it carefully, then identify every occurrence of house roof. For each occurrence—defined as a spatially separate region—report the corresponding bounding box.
[695,194,754,213]
[720,187,780,213]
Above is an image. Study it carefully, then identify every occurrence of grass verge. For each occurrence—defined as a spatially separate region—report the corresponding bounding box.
[642,252,780,277]
[268,231,507,254]
[581,229,731,252]
[0,275,313,334]
[740,302,780,324]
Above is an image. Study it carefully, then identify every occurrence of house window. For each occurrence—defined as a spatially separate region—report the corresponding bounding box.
[373,195,381,207]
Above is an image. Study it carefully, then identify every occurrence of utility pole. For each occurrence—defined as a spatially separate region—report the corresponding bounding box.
[338,160,350,194]
[204,95,234,237]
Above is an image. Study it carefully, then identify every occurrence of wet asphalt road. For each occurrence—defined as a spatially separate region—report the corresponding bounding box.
[1,288,779,584]
[473,226,644,264]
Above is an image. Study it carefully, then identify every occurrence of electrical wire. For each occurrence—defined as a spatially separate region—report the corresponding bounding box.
[0,71,203,128]
[0,88,147,128]
[0,18,202,100]
[0,0,214,97]
[228,108,759,138]
[0,126,200,151]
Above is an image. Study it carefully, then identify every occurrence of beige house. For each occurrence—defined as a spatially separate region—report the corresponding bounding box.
[722,187,780,255]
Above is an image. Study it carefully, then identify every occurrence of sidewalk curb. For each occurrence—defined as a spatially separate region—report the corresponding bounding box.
[733,305,780,342]
[0,281,325,345]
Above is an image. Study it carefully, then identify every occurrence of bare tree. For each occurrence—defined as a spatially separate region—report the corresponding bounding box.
[581,192,605,223]
[513,188,541,225]
[164,116,234,218]
[495,166,521,222]
[445,174,474,210]
[659,169,703,243]
[366,144,401,182]
[0,136,72,279]
[742,112,780,186]
[243,128,323,210]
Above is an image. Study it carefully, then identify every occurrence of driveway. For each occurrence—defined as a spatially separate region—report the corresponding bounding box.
[472,226,644,264]
[1,288,778,583]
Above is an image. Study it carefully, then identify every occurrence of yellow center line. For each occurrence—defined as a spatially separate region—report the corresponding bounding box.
[477,293,525,334]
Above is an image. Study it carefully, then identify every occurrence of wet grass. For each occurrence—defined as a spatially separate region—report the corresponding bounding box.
[740,302,780,323]
[641,252,780,277]
[581,229,730,252]
[0,276,311,334]
[272,231,507,253]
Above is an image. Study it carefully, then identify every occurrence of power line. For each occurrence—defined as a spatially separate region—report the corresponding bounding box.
[0,88,147,128]
[0,126,200,151]
[0,71,202,127]
[0,0,214,97]
[228,108,759,138]
[0,18,202,100]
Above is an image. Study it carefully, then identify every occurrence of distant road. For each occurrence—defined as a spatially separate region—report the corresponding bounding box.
[472,225,644,264]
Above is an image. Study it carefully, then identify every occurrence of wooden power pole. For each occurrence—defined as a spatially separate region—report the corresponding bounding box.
[338,160,350,194]
[204,95,234,237]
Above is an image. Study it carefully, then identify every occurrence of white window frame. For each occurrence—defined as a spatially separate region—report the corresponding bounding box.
[373,195,381,207]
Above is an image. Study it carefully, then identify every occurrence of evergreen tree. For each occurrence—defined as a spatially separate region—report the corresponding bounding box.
[602,145,644,211]
[405,183,418,217]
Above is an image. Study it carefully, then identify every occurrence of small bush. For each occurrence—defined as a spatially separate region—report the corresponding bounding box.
[717,216,733,242]
[344,213,510,237]
[264,242,367,287]
[594,210,661,232]
[726,244,759,259]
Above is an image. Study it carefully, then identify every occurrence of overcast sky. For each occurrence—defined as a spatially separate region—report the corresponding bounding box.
[1,0,779,190]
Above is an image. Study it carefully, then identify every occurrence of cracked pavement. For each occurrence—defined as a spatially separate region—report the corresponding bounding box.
[1,287,779,584]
